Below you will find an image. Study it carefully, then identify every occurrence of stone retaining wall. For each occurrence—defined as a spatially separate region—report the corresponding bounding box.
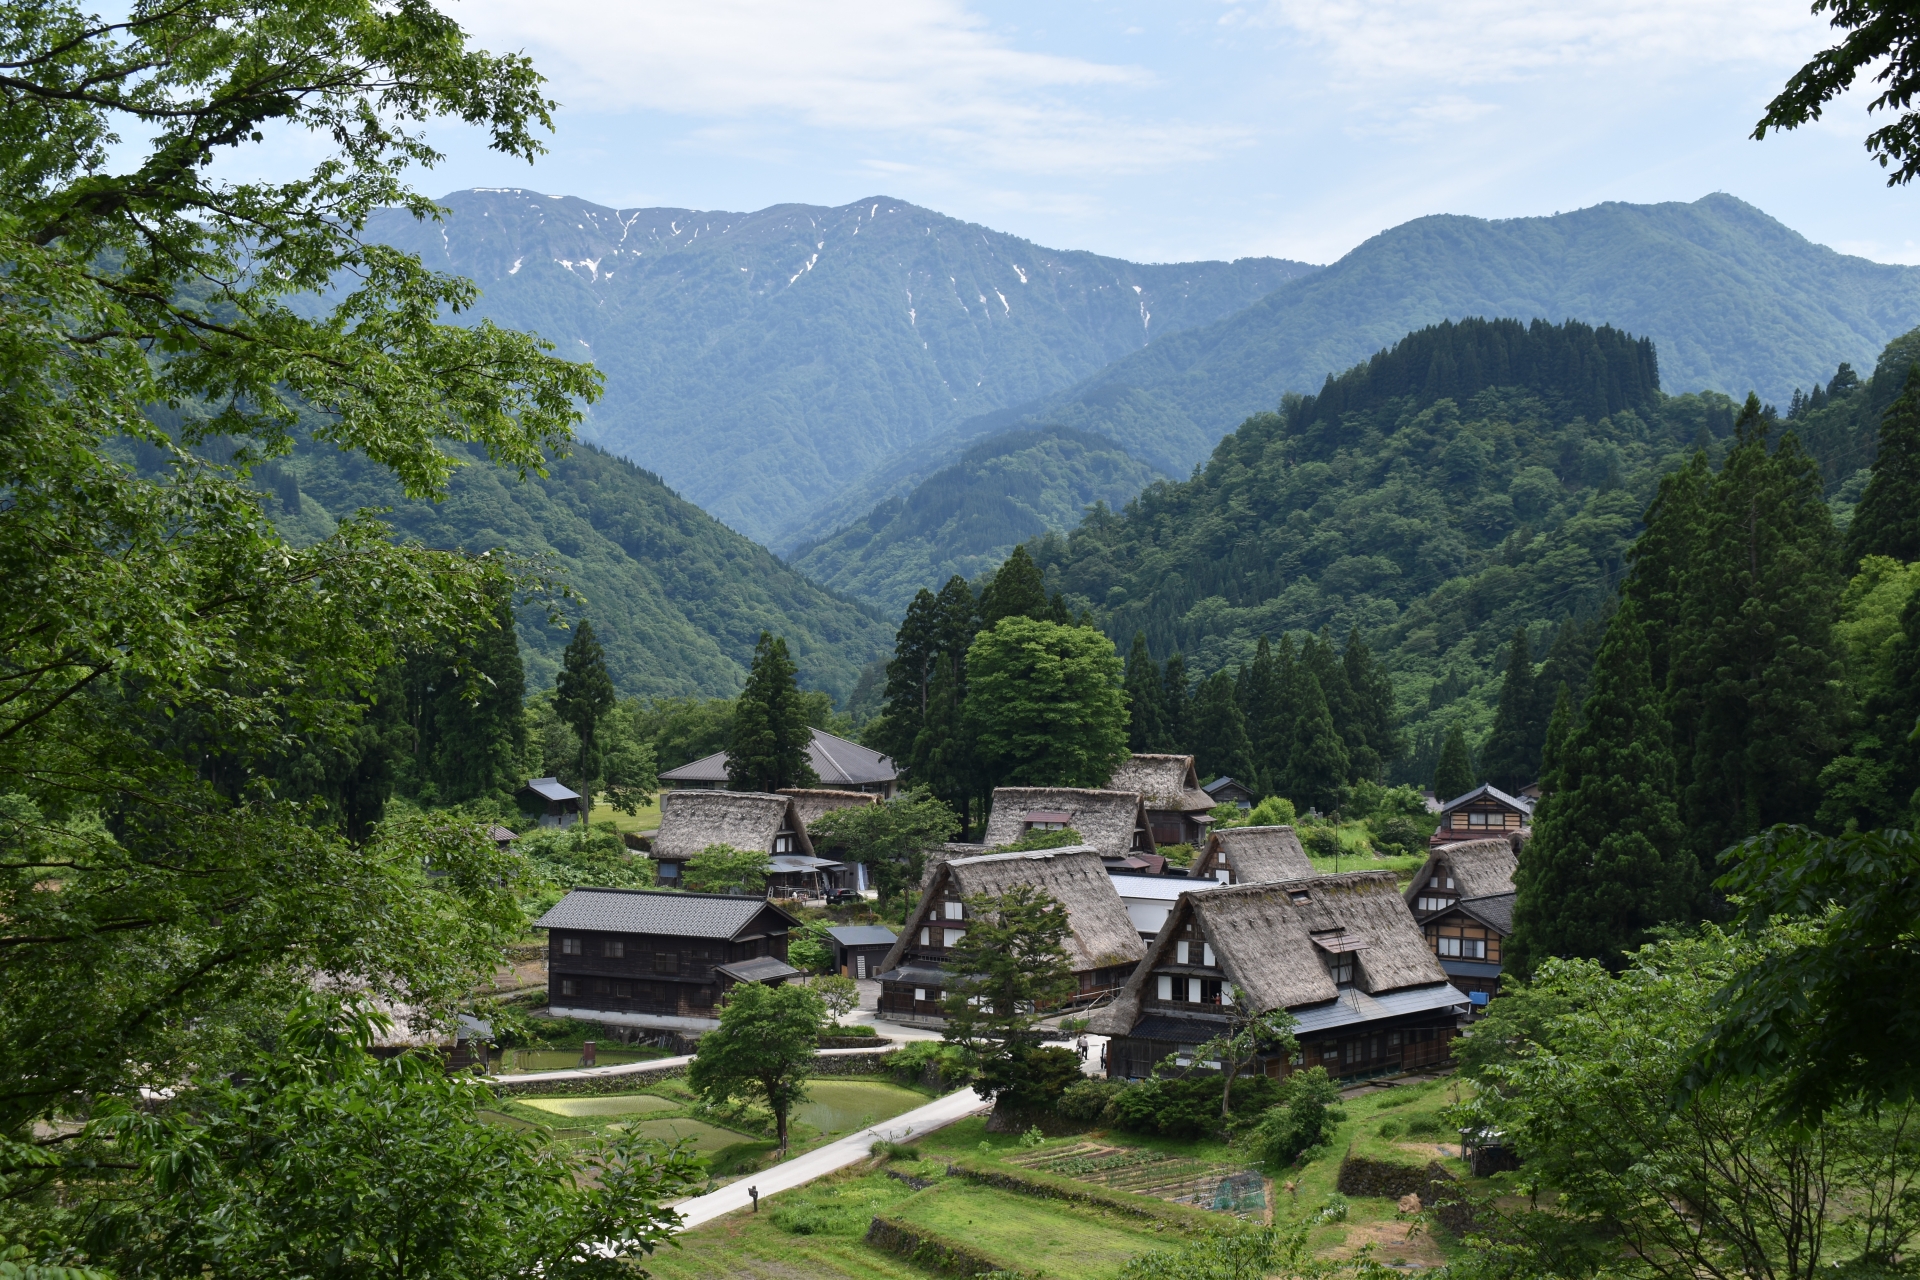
[865,1214,1036,1278]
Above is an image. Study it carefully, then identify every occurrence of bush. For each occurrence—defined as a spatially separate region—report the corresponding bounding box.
[1299,826,1343,859]
[870,1140,921,1160]
[887,1040,974,1090]
[1018,1125,1046,1148]
[1404,1114,1442,1138]
[788,921,834,973]
[1241,796,1297,828]
[1249,1068,1346,1168]
[1371,814,1425,856]
[1377,1118,1404,1139]
[982,1044,1085,1113]
[1317,1192,1351,1223]
[1056,1078,1125,1123]
[996,826,1084,853]
[1157,842,1195,868]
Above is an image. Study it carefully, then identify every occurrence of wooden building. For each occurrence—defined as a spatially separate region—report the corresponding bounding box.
[537,887,801,1032]
[1107,754,1217,848]
[648,790,812,887]
[517,777,585,828]
[827,924,897,980]
[1430,783,1532,847]
[1202,776,1256,811]
[980,787,1156,860]
[782,788,878,894]
[1190,825,1316,885]
[1404,837,1518,1005]
[1092,871,1468,1082]
[657,729,899,798]
[875,846,1146,1026]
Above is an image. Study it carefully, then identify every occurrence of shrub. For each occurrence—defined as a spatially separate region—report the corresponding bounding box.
[1242,796,1297,828]
[1109,1076,1223,1140]
[1405,1114,1442,1138]
[1316,1192,1351,1223]
[1056,1079,1125,1123]
[1376,1118,1404,1139]
[1157,842,1196,868]
[1300,826,1343,860]
[1249,1068,1346,1168]
[870,1140,921,1160]
[982,1044,1085,1113]
[996,826,1084,853]
[788,921,835,973]
[1371,815,1425,856]
[1018,1125,1046,1148]
[888,1040,974,1090]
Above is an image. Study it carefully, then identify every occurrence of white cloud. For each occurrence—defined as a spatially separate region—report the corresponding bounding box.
[450,0,1240,173]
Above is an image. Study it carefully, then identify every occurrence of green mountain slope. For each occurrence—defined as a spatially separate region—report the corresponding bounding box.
[272,439,891,701]
[1017,316,1903,783]
[787,426,1163,612]
[922,195,1920,490]
[365,190,1315,544]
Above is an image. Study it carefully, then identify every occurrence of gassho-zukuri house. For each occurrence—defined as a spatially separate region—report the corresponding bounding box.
[536,888,801,1032]
[875,845,1147,1026]
[1189,825,1317,885]
[657,728,900,798]
[1405,836,1519,1006]
[979,787,1156,859]
[647,790,815,888]
[1106,754,1218,848]
[1090,870,1469,1081]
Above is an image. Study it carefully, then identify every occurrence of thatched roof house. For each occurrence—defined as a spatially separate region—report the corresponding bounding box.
[1107,754,1217,847]
[982,788,1154,859]
[876,845,1147,1026]
[649,791,812,888]
[1092,870,1467,1081]
[780,788,875,829]
[1190,825,1315,885]
[1405,837,1521,1005]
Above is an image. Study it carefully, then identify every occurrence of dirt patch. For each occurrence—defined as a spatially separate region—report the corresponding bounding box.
[1326,1216,1448,1268]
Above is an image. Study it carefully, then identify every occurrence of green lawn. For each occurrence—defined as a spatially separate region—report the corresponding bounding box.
[518,1094,680,1118]
[648,1165,934,1280]
[890,1182,1186,1278]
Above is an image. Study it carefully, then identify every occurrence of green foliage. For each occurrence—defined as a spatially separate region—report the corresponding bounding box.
[1280,671,1349,812]
[1432,724,1475,801]
[1125,632,1168,753]
[1104,1073,1284,1140]
[1819,565,1920,830]
[887,1040,977,1091]
[803,974,859,1021]
[1228,795,1298,828]
[1157,842,1197,867]
[991,1045,1089,1115]
[84,997,702,1278]
[1507,601,1697,975]
[556,620,617,789]
[964,618,1130,789]
[681,844,773,895]
[995,825,1087,853]
[399,584,531,809]
[1191,671,1256,786]
[1118,1221,1319,1280]
[728,632,821,792]
[517,821,651,916]
[687,981,825,1153]
[787,921,835,973]
[1056,1078,1128,1123]
[1757,3,1920,185]
[1368,814,1425,856]
[637,696,737,774]
[1477,628,1541,792]
[1844,364,1920,566]
[942,885,1079,1098]
[805,790,957,911]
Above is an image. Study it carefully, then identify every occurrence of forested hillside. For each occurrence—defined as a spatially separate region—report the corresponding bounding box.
[365,189,1313,543]
[262,437,891,701]
[929,195,1920,494]
[1016,317,1913,784]
[788,426,1162,612]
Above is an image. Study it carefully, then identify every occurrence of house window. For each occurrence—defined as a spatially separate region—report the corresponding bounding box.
[855,955,868,979]
[1468,811,1487,826]
[560,937,582,956]
[604,940,624,958]
[1417,895,1455,912]
[560,978,578,996]
[657,861,680,880]
[655,952,678,975]
[943,901,964,920]
[945,928,966,947]
[1176,941,1190,964]
[1326,954,1355,987]
[913,988,927,1002]
[1202,944,1215,966]
[919,927,931,946]
[1290,890,1311,904]
[1156,975,1174,1000]
[1188,978,1203,1003]
[612,981,630,998]
[774,831,796,853]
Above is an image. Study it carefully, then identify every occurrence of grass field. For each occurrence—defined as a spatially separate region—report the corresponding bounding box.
[518,1094,680,1118]
[890,1182,1183,1277]
[792,1080,928,1136]
[588,797,660,833]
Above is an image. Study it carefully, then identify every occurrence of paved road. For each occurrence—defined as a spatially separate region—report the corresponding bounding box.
[671,1086,991,1230]
[486,1043,892,1087]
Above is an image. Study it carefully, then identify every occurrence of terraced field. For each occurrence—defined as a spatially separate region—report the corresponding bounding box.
[1011,1140,1268,1217]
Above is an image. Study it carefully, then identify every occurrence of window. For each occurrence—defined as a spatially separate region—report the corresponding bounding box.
[1202,944,1215,966]
[1156,975,1173,1000]
[1468,811,1487,826]
[913,987,927,1002]
[1326,954,1355,987]
[1388,1031,1402,1047]
[657,861,680,880]
[654,952,678,975]
[919,927,931,946]
[560,936,582,956]
[943,900,964,920]
[944,928,965,947]
[1176,941,1190,964]
[774,831,796,853]
[1188,978,1202,1003]
[1289,890,1311,904]
[612,981,630,998]
[604,940,624,958]
[855,955,868,979]
[560,978,578,996]
[1417,895,1454,912]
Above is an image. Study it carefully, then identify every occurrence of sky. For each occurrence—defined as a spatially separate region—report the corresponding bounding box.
[297,0,1918,267]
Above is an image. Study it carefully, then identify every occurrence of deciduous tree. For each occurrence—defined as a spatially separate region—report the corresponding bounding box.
[805,790,958,911]
[681,844,773,895]
[688,982,825,1153]
[964,618,1129,789]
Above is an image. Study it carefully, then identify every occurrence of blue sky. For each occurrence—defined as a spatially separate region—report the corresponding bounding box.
[274,0,1917,267]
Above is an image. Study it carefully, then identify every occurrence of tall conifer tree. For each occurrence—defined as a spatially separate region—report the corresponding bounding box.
[1303,631,1361,777]
[1281,672,1349,813]
[1432,724,1474,802]
[1256,636,1301,792]
[1669,396,1843,869]
[979,545,1049,627]
[1844,365,1920,569]
[554,619,615,792]
[1160,653,1192,754]
[1192,670,1256,786]
[1507,602,1695,974]
[1341,630,1400,781]
[909,576,983,830]
[728,632,819,792]
[1123,632,1165,753]
[1625,451,1712,693]
[1478,628,1538,793]
[873,587,942,767]
[1243,637,1281,793]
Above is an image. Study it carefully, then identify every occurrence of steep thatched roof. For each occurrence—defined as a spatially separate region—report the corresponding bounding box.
[1404,838,1517,911]
[1089,870,1448,1035]
[1192,826,1315,883]
[982,788,1153,858]
[780,788,875,831]
[880,845,1146,975]
[1107,754,1215,814]
[651,791,813,862]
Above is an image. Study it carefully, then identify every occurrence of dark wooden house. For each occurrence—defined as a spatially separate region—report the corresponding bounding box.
[876,846,1146,1026]
[1404,837,1518,1005]
[1107,754,1218,848]
[537,888,801,1032]
[657,729,900,798]
[1190,825,1316,885]
[1430,783,1532,846]
[827,924,897,980]
[1092,871,1468,1082]
[1202,776,1256,811]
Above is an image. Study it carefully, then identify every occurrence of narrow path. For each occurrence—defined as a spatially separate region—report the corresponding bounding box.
[671,1086,991,1230]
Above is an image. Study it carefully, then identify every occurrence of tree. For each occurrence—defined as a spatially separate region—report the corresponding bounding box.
[1282,673,1350,813]
[941,885,1079,1107]
[555,620,616,794]
[1478,628,1539,794]
[905,576,985,833]
[1124,632,1166,753]
[1756,0,1920,186]
[91,997,701,1278]
[1341,630,1402,781]
[728,632,819,792]
[1432,723,1474,802]
[1241,637,1282,794]
[681,844,773,895]
[806,790,958,911]
[1507,602,1696,975]
[787,921,835,972]
[1252,636,1300,793]
[1186,990,1298,1118]
[979,545,1050,628]
[1303,631,1362,780]
[1191,670,1257,785]
[1817,559,1920,830]
[964,618,1130,789]
[402,584,529,807]
[1248,1068,1346,1169]
[869,588,942,768]
[687,981,825,1153]
[805,974,860,1021]
[1160,653,1193,753]
[1844,364,1920,567]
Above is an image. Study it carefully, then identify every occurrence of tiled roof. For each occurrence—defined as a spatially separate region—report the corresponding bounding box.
[1454,891,1516,934]
[1436,782,1532,815]
[535,888,794,939]
[659,729,898,786]
[522,777,581,803]
[827,925,898,946]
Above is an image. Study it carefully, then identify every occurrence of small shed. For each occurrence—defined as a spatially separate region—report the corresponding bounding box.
[1203,776,1256,811]
[827,924,897,980]
[1107,754,1217,847]
[767,853,844,900]
[981,787,1155,859]
[487,825,520,850]
[649,790,812,888]
[1191,825,1315,885]
[517,777,585,828]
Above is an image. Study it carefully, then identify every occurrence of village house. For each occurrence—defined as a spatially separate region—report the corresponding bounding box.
[1092,871,1469,1081]
[1430,783,1532,847]
[538,888,801,1032]
[1107,754,1218,848]
[1404,836,1519,1006]
[875,845,1147,1026]
[826,924,897,980]
[648,790,813,888]
[1109,871,1215,941]
[781,788,878,895]
[657,728,900,798]
[1190,825,1316,885]
[517,777,586,828]
[1202,776,1256,811]
[980,787,1156,860]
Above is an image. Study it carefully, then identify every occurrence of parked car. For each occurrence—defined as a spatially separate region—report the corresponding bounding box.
[824,888,863,906]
